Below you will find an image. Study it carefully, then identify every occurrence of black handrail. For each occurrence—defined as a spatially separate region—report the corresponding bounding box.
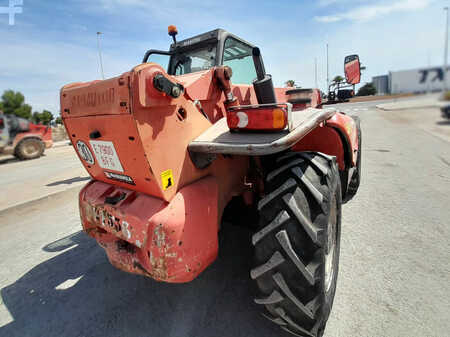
[142,49,172,63]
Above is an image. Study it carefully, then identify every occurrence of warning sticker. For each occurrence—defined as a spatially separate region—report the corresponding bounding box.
[104,171,135,185]
[161,169,174,190]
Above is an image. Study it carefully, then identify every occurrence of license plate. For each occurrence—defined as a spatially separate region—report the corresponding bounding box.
[89,140,124,172]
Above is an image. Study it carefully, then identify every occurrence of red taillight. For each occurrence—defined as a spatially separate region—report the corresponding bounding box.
[226,104,291,131]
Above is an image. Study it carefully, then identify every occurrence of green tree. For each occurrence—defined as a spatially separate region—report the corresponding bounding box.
[0,90,32,119]
[32,110,54,125]
[332,75,344,85]
[55,116,63,125]
[357,82,377,96]
[285,80,296,87]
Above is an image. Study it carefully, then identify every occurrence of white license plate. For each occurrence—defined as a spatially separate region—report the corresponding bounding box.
[89,140,124,172]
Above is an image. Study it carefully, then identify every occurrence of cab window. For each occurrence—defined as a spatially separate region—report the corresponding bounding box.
[147,53,170,71]
[223,38,257,85]
[170,44,217,75]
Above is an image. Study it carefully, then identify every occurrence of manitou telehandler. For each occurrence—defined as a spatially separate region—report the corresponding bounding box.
[0,112,52,160]
[61,27,362,337]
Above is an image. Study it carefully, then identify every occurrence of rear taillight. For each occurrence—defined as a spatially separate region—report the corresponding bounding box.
[226,103,291,131]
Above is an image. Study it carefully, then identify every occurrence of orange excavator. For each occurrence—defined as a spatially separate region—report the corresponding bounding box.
[61,26,362,337]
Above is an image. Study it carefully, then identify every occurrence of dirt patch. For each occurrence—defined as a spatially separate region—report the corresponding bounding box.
[348,93,417,103]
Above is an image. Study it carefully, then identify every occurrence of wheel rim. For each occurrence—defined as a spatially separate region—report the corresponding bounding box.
[324,194,337,293]
[23,141,40,156]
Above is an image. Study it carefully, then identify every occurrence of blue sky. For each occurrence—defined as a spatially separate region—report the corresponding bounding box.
[0,0,447,114]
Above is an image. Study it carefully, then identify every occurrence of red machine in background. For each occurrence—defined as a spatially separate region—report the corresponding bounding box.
[0,113,52,160]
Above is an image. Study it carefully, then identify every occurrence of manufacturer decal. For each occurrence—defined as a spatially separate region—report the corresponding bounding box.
[76,140,95,165]
[104,171,135,185]
[161,169,174,190]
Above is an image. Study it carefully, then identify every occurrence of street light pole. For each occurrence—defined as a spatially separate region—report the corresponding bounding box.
[315,57,318,89]
[96,32,105,80]
[326,43,329,91]
[444,7,448,92]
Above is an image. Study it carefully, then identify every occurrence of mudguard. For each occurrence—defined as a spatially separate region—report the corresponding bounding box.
[293,112,359,170]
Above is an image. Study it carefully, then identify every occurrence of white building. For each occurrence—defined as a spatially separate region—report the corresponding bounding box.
[390,66,449,94]
[373,66,449,94]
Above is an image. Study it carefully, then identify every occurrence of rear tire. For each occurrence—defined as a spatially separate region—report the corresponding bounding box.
[252,152,341,337]
[345,116,361,201]
[15,138,45,160]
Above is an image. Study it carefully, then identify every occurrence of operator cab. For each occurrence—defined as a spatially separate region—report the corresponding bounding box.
[143,27,276,104]
[0,114,8,149]
[143,29,258,85]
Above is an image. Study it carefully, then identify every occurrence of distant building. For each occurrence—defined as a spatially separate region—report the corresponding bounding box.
[372,75,389,95]
[372,66,449,95]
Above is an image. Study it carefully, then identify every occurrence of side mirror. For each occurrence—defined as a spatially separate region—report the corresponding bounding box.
[344,54,361,85]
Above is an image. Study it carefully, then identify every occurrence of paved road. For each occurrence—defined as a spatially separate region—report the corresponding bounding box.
[0,102,449,337]
[0,144,89,211]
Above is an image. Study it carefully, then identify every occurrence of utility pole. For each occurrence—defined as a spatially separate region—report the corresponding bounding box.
[444,7,449,92]
[96,32,105,80]
[427,50,431,93]
[315,57,318,89]
[326,43,329,91]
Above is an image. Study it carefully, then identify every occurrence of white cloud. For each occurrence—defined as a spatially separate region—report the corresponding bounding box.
[315,0,433,23]
[316,15,342,23]
[318,0,339,6]
[265,2,443,92]
[318,0,364,7]
[0,30,138,114]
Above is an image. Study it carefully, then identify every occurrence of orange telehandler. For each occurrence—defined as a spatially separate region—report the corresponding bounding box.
[0,112,52,160]
[60,27,362,337]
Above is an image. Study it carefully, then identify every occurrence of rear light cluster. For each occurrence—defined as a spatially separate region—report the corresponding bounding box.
[226,103,292,132]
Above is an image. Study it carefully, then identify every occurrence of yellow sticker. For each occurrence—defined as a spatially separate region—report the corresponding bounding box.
[161,169,174,190]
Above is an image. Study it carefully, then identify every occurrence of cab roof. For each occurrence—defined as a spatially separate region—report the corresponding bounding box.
[169,28,255,51]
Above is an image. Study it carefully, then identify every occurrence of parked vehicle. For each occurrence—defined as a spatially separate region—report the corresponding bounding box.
[441,104,450,119]
[0,113,52,160]
[60,27,362,337]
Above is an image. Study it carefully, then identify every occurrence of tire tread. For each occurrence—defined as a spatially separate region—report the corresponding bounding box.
[252,151,341,337]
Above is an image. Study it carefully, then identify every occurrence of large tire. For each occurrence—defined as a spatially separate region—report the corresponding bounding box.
[14,138,45,160]
[252,152,341,337]
[345,116,362,201]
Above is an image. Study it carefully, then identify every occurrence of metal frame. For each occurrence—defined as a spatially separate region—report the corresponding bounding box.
[142,29,257,76]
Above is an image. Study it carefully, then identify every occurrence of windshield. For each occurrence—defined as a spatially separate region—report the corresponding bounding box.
[170,44,217,75]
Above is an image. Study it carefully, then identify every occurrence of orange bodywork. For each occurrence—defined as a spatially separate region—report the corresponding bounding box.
[62,64,249,282]
[61,62,357,282]
[10,123,53,151]
[79,176,219,282]
[293,113,358,170]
